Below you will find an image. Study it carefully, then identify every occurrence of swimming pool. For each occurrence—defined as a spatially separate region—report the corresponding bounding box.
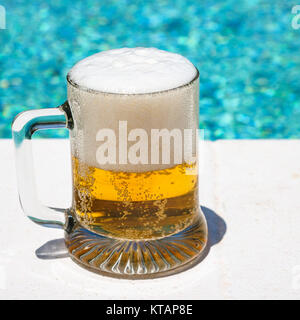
[0,0,299,139]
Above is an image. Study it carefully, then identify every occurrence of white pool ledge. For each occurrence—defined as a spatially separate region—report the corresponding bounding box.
[1,139,300,300]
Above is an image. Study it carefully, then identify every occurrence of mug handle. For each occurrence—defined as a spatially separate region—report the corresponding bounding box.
[12,102,72,229]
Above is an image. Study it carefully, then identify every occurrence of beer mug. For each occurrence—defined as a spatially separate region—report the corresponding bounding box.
[12,48,207,278]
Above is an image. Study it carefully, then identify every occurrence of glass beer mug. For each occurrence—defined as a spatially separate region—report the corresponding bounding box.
[12,48,207,278]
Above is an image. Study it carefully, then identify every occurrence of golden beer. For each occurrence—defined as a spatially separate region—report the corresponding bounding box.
[13,48,207,277]
[73,156,199,240]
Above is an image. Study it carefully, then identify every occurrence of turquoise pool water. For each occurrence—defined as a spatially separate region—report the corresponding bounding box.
[0,1,299,139]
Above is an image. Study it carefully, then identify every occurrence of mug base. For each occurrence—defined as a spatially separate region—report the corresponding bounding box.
[64,209,208,279]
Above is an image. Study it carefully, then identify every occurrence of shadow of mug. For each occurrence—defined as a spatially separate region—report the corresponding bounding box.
[35,206,227,272]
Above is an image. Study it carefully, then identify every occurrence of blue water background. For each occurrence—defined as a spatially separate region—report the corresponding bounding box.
[0,0,299,139]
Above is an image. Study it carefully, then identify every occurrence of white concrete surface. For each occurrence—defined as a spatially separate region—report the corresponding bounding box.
[0,139,300,300]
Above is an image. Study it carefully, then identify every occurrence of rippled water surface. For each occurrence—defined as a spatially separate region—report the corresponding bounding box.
[0,1,299,138]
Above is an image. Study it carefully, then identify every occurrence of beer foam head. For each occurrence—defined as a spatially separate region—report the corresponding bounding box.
[68,47,197,94]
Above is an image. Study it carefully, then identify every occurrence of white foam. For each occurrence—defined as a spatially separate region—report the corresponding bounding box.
[68,47,197,94]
